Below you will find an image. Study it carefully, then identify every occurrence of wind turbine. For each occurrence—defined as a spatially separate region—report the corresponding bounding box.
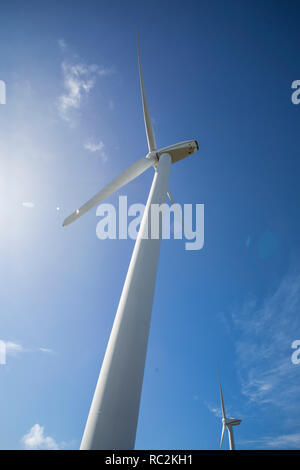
[219,376,241,450]
[63,35,199,450]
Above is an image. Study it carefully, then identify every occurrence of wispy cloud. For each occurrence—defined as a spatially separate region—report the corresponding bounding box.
[38,347,54,354]
[58,38,67,52]
[22,202,35,209]
[84,139,107,162]
[4,341,25,356]
[205,402,223,418]
[241,432,300,450]
[84,140,104,153]
[21,424,59,450]
[226,269,300,442]
[205,400,242,421]
[57,60,111,125]
[0,341,54,359]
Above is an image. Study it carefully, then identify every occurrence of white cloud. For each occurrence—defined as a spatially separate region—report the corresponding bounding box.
[205,400,241,420]
[38,347,54,354]
[22,202,35,209]
[57,60,112,125]
[241,432,300,450]
[205,402,222,418]
[21,424,59,450]
[4,341,25,356]
[58,38,67,52]
[0,340,54,359]
[84,140,104,152]
[84,139,107,162]
[225,269,300,437]
[233,273,300,408]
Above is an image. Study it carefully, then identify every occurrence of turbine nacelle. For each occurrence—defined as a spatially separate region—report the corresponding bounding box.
[228,418,241,427]
[223,418,242,427]
[153,140,199,164]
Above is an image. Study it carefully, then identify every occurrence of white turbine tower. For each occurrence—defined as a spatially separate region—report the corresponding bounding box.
[219,376,241,450]
[63,35,199,450]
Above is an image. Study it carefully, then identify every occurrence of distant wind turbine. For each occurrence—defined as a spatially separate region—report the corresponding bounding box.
[63,34,199,450]
[219,375,241,450]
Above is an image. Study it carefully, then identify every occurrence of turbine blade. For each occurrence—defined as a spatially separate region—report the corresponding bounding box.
[220,424,225,449]
[137,31,156,152]
[167,188,184,228]
[219,374,227,420]
[167,189,175,205]
[63,156,155,226]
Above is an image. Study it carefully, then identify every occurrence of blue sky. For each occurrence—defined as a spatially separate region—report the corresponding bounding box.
[1,0,300,450]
